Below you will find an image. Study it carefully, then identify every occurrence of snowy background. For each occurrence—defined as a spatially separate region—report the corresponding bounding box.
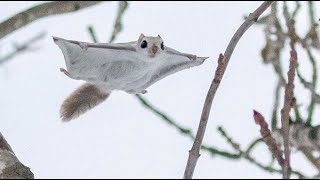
[0,1,318,178]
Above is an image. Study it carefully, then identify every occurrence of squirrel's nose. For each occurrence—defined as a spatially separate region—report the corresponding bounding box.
[151,45,158,54]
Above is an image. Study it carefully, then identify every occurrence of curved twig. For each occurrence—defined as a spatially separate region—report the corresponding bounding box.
[0,1,103,40]
[183,1,274,179]
[218,126,306,178]
[253,110,284,168]
[0,31,46,65]
[280,49,297,179]
[108,1,129,43]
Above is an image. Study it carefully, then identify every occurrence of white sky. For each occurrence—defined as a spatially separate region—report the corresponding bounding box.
[0,1,319,178]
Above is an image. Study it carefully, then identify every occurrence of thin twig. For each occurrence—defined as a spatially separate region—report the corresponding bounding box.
[245,138,263,155]
[136,94,195,138]
[292,1,301,18]
[87,26,98,43]
[305,47,317,125]
[280,49,297,179]
[0,1,103,40]
[253,110,284,167]
[183,2,274,179]
[308,2,316,26]
[0,32,46,65]
[301,147,320,172]
[280,4,298,178]
[296,63,320,106]
[183,53,224,179]
[293,98,302,123]
[136,94,241,159]
[217,126,305,178]
[108,1,128,43]
[271,79,282,130]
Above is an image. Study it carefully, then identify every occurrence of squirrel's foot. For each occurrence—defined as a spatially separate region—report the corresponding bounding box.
[125,89,148,94]
[141,90,148,94]
[60,68,72,78]
[78,42,88,50]
[187,54,197,61]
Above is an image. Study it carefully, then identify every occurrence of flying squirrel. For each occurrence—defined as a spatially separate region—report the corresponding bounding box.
[53,33,209,121]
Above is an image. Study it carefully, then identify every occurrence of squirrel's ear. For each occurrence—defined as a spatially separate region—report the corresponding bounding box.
[138,33,145,41]
[157,34,161,38]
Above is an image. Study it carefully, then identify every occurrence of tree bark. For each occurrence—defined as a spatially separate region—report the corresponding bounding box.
[0,1,103,40]
[0,133,34,179]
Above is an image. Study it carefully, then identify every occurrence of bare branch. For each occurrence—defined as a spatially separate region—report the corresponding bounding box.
[183,53,224,179]
[253,110,284,167]
[261,2,286,86]
[136,94,242,159]
[218,126,305,178]
[108,1,128,43]
[271,79,282,130]
[292,1,301,18]
[183,2,274,179]
[280,49,297,179]
[305,47,317,125]
[87,26,98,43]
[0,1,103,40]
[245,138,263,155]
[0,133,34,179]
[300,147,320,172]
[272,123,320,172]
[273,123,320,152]
[308,2,316,26]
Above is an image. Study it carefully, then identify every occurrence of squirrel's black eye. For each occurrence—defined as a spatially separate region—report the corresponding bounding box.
[141,40,147,48]
[161,42,164,50]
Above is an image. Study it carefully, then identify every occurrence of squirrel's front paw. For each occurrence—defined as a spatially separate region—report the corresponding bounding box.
[141,90,148,94]
[187,54,197,61]
[60,68,70,76]
[78,42,88,50]
[197,56,209,62]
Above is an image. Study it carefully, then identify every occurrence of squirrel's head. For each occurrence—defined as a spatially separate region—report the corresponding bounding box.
[136,33,164,58]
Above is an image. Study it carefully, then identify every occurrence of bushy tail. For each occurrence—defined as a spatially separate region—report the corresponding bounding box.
[60,83,110,122]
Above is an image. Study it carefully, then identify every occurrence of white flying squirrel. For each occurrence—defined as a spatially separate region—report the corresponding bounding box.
[53,33,209,122]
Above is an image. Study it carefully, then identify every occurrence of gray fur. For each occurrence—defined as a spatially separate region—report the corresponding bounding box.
[54,34,209,121]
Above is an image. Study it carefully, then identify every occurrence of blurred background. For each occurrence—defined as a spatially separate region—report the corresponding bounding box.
[0,1,319,178]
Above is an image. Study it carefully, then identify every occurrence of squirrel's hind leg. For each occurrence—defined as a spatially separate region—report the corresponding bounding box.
[126,89,148,94]
[60,68,80,80]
